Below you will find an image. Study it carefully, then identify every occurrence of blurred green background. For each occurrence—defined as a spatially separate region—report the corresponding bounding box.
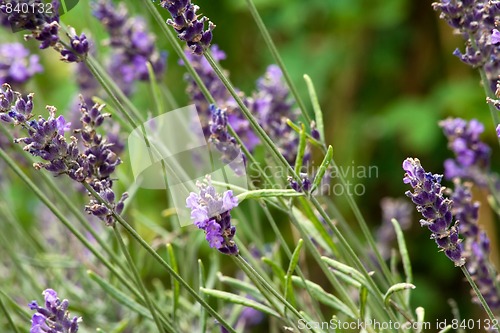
[2,0,500,329]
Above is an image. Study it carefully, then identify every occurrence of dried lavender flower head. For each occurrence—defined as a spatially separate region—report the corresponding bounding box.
[29,288,81,333]
[0,42,43,85]
[157,0,215,55]
[439,117,491,186]
[186,176,239,255]
[402,157,465,266]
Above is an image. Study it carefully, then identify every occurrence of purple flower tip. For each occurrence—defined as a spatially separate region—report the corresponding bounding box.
[492,29,500,44]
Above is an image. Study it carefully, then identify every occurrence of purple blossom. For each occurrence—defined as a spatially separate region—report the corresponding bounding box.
[288,173,311,193]
[156,0,215,55]
[0,1,88,63]
[402,157,465,266]
[93,0,167,95]
[29,289,81,333]
[450,181,500,309]
[439,118,491,186]
[0,84,127,226]
[432,0,500,90]
[209,105,246,176]
[0,42,42,85]
[186,176,239,255]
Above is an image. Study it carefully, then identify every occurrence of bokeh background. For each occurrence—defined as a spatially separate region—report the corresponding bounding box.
[1,0,499,330]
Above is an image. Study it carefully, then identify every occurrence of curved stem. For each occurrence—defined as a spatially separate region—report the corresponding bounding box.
[461,265,497,322]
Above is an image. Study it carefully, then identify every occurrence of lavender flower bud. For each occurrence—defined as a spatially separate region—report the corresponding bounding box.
[402,157,465,266]
[156,0,215,55]
[29,289,81,333]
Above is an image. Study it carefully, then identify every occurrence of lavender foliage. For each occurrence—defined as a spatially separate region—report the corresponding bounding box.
[439,117,491,186]
[156,0,215,55]
[402,157,465,266]
[0,42,42,85]
[0,84,127,226]
[450,181,500,309]
[0,1,89,63]
[186,176,239,255]
[29,289,80,333]
[93,0,166,95]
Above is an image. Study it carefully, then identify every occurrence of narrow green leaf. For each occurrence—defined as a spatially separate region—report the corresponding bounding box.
[285,239,303,308]
[236,189,304,202]
[200,288,280,318]
[438,326,453,333]
[198,260,207,333]
[109,319,130,333]
[311,146,333,193]
[321,256,368,286]
[88,271,153,320]
[286,118,323,148]
[391,218,413,284]
[303,74,324,141]
[294,124,307,174]
[262,257,286,286]
[329,269,362,289]
[291,276,355,319]
[359,287,368,320]
[415,307,425,333]
[0,293,20,333]
[146,61,165,117]
[166,244,180,320]
[384,283,416,307]
[217,273,263,300]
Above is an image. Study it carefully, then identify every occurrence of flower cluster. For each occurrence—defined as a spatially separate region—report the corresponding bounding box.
[156,0,215,55]
[0,42,42,85]
[288,173,311,193]
[186,176,239,255]
[439,118,491,186]
[209,105,246,176]
[93,0,166,95]
[432,0,500,90]
[0,1,89,62]
[29,289,81,333]
[0,84,127,226]
[450,181,500,309]
[402,158,465,266]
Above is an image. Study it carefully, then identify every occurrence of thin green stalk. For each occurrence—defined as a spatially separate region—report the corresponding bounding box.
[82,183,237,333]
[244,0,312,123]
[461,265,497,322]
[0,293,20,333]
[112,226,168,333]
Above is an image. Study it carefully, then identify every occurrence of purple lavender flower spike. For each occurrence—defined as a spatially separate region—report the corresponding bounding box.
[209,105,246,176]
[186,176,239,255]
[156,0,215,55]
[0,1,88,62]
[93,0,167,95]
[439,117,491,186]
[29,288,81,333]
[497,124,500,137]
[0,43,43,85]
[402,157,465,266]
[432,0,500,90]
[450,181,500,309]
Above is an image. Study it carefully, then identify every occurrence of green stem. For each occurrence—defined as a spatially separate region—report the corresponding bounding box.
[113,227,169,333]
[461,265,497,322]
[477,68,500,147]
[244,0,312,123]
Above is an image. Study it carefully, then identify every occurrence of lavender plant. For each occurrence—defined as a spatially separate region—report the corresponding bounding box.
[1,0,500,332]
